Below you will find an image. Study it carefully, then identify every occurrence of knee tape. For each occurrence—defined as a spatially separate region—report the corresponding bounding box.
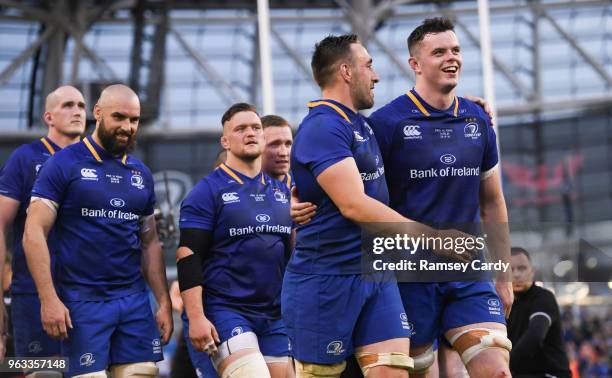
[212,331,260,369]
[449,328,512,365]
[110,361,158,377]
[294,360,346,378]
[355,352,413,376]
[410,345,435,374]
[221,353,269,378]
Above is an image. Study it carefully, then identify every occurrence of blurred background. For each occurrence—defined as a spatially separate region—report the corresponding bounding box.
[0,0,610,375]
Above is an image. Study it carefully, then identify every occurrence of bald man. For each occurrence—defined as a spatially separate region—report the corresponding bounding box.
[0,86,85,368]
[24,84,172,377]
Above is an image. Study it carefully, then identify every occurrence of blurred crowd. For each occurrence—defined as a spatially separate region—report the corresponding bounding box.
[562,306,611,377]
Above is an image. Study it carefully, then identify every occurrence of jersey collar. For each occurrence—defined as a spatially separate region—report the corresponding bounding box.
[83,135,128,164]
[307,99,357,125]
[282,172,292,189]
[406,89,459,118]
[218,163,266,185]
[40,137,60,155]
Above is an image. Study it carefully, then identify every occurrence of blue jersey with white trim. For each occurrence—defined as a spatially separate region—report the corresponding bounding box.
[368,89,498,224]
[0,137,60,294]
[179,163,292,319]
[31,135,155,301]
[289,99,389,275]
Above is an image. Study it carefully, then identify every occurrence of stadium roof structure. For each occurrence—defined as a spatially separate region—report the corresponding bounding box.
[0,0,611,131]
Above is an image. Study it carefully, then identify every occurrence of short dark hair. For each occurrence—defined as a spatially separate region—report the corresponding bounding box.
[261,114,290,129]
[407,17,455,56]
[221,103,258,127]
[311,34,360,88]
[511,247,531,261]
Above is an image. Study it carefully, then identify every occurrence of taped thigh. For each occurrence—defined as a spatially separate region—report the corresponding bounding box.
[355,352,413,376]
[294,360,346,378]
[448,328,512,365]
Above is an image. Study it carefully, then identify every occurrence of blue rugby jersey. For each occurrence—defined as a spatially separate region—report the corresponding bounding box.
[179,163,292,319]
[368,89,498,224]
[31,135,156,301]
[0,137,60,294]
[289,99,389,275]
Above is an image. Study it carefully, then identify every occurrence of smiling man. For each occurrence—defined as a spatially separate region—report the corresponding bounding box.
[284,33,455,378]
[23,84,172,378]
[367,18,512,377]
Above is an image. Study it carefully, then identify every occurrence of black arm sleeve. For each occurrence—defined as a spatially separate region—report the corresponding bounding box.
[177,228,212,292]
[510,313,551,362]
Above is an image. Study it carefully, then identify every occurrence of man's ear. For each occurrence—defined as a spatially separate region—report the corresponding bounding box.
[339,62,352,83]
[43,111,53,126]
[93,103,101,121]
[220,134,229,150]
[408,56,420,74]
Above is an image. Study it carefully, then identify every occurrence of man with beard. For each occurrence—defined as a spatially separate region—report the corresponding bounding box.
[261,115,294,189]
[0,86,85,374]
[177,103,293,378]
[24,84,173,377]
[283,34,470,378]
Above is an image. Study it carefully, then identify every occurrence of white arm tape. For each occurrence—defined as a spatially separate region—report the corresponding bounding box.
[480,163,498,180]
[30,196,58,214]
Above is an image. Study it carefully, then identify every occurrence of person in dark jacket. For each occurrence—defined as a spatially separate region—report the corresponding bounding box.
[508,247,571,378]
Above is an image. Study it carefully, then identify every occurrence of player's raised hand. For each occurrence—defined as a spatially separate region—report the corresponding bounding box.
[290,187,317,225]
[495,280,514,318]
[189,314,220,355]
[156,303,174,344]
[40,295,72,340]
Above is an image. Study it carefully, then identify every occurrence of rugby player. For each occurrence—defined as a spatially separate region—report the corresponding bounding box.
[261,115,294,189]
[24,84,173,377]
[283,33,472,378]
[177,103,293,378]
[0,86,85,375]
[367,18,513,377]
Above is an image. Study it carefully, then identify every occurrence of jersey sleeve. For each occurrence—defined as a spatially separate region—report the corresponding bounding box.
[367,110,395,165]
[179,179,216,231]
[481,115,499,174]
[529,289,560,326]
[0,148,26,202]
[294,115,353,178]
[31,154,69,205]
[143,166,156,216]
